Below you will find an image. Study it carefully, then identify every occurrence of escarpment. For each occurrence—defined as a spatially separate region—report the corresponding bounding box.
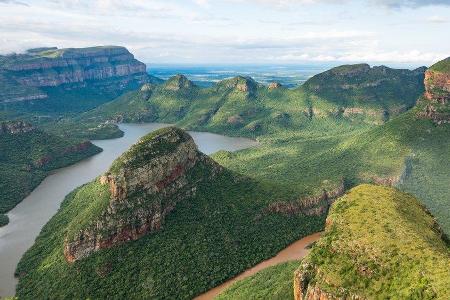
[301,64,425,122]
[0,46,151,103]
[63,127,222,262]
[293,185,450,300]
[418,57,450,124]
[266,180,345,216]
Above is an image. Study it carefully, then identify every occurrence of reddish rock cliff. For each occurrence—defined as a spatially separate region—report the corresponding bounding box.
[64,127,222,262]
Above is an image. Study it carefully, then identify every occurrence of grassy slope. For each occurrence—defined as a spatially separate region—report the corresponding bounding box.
[0,129,102,214]
[303,184,450,299]
[215,108,450,233]
[65,65,424,140]
[216,261,299,300]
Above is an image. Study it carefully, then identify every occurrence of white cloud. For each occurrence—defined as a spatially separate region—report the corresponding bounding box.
[426,15,448,23]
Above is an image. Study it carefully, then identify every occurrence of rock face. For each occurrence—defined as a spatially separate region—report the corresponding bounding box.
[63,127,222,262]
[0,120,35,135]
[0,46,150,103]
[419,57,450,124]
[163,74,195,91]
[266,180,345,216]
[301,64,426,122]
[293,185,450,300]
[268,82,282,90]
[217,76,258,94]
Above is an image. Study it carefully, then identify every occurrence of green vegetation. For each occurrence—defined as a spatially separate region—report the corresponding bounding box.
[16,169,324,299]
[301,184,450,299]
[0,213,9,227]
[14,61,450,299]
[216,261,299,300]
[0,125,101,214]
[66,65,424,140]
[429,57,450,73]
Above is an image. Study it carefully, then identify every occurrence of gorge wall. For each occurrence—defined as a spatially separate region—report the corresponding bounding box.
[0,46,151,103]
[64,127,222,262]
[419,57,450,124]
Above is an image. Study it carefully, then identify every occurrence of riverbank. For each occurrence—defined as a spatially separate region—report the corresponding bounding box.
[0,123,257,298]
[195,232,322,300]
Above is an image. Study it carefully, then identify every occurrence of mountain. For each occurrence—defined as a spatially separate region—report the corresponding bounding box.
[218,185,450,300]
[67,64,425,140]
[64,127,222,262]
[16,127,325,299]
[294,184,450,299]
[0,120,101,226]
[418,57,450,124]
[302,64,426,123]
[0,46,161,114]
[13,59,450,299]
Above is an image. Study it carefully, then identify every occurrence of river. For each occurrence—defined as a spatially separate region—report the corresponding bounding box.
[0,123,258,298]
[195,232,321,300]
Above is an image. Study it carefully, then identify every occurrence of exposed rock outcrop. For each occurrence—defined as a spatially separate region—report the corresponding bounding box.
[217,76,258,94]
[0,121,35,135]
[64,127,222,262]
[268,82,282,90]
[418,57,450,124]
[163,74,195,91]
[266,180,345,216]
[0,46,152,103]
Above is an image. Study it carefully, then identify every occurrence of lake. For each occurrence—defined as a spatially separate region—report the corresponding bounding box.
[0,123,258,297]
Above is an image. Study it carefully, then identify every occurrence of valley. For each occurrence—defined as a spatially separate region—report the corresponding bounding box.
[0,123,257,297]
[0,46,448,300]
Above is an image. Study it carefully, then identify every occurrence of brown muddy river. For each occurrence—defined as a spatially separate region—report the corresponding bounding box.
[0,123,258,298]
[195,232,321,300]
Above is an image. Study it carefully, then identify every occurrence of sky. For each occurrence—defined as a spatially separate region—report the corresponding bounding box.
[0,0,449,66]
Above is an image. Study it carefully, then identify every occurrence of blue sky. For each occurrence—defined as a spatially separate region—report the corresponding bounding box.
[0,0,449,66]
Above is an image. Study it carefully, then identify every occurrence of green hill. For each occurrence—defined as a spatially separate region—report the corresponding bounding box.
[16,128,324,299]
[294,184,450,299]
[217,185,450,300]
[0,121,101,225]
[66,64,425,140]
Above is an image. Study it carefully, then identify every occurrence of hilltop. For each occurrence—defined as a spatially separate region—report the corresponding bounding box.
[68,64,425,140]
[217,185,450,299]
[294,184,450,299]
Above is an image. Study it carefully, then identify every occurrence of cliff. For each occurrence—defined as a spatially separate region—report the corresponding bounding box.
[293,184,450,300]
[0,46,153,103]
[418,57,450,124]
[0,121,102,214]
[301,64,426,123]
[63,127,222,262]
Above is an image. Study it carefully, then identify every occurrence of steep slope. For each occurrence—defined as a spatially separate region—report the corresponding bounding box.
[64,127,222,262]
[0,46,161,114]
[301,64,426,124]
[294,184,450,300]
[418,57,450,124]
[70,64,425,140]
[16,127,325,299]
[0,120,101,224]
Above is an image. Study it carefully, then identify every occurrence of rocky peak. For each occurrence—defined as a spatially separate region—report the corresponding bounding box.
[64,127,222,262]
[0,120,35,135]
[419,57,450,124]
[163,74,195,91]
[424,57,450,104]
[268,82,282,90]
[217,76,258,93]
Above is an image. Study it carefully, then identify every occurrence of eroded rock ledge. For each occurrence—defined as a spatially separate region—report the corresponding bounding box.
[64,127,222,262]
